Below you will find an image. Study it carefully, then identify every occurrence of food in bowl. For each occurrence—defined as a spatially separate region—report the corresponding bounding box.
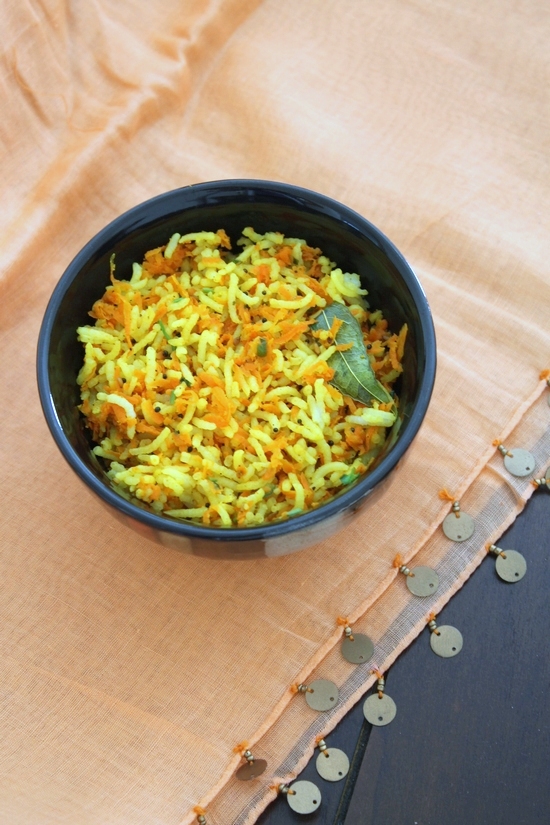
[77,226,407,527]
[37,180,436,559]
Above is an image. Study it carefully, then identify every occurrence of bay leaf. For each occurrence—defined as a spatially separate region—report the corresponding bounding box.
[312,303,393,405]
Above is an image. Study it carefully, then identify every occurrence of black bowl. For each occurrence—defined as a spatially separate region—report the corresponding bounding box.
[37,180,436,559]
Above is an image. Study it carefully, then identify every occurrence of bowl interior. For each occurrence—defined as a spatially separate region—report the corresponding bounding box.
[42,182,433,532]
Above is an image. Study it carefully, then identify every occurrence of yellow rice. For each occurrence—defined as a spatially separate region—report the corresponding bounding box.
[76,228,406,527]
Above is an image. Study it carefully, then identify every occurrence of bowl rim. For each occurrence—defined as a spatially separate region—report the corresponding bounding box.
[37,178,436,541]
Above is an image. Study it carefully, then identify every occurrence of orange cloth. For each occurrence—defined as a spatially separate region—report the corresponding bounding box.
[1,1,549,823]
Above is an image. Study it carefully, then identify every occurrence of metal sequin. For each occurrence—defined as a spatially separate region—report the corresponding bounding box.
[363,692,397,726]
[235,759,267,781]
[406,566,440,597]
[442,511,475,542]
[305,679,339,711]
[430,624,463,657]
[341,632,374,664]
[315,747,350,781]
[503,448,536,477]
[287,780,322,814]
[495,549,527,582]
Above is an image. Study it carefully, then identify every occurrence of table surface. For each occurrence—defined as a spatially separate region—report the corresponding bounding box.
[258,487,550,825]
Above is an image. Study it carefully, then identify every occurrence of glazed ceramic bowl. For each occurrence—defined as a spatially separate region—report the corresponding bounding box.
[37,180,436,559]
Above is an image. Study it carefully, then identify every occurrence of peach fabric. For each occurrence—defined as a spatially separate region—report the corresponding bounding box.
[1,1,549,823]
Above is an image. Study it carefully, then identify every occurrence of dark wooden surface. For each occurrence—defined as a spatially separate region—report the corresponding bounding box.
[258,488,550,825]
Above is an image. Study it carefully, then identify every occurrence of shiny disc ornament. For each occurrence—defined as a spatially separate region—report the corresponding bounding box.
[363,692,397,726]
[503,448,536,477]
[442,511,475,542]
[286,780,322,814]
[406,566,439,597]
[235,759,267,781]
[430,625,463,658]
[315,747,350,781]
[341,633,374,664]
[495,549,527,582]
[305,679,339,712]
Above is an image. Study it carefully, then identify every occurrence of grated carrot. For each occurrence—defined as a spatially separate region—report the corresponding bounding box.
[275,246,293,266]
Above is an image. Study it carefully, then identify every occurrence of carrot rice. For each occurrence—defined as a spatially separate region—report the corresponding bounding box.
[76,228,406,527]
